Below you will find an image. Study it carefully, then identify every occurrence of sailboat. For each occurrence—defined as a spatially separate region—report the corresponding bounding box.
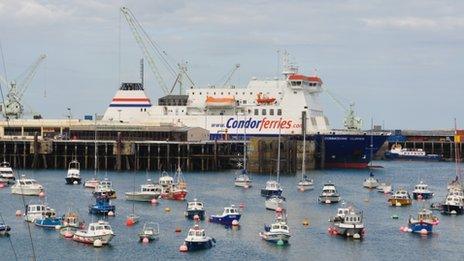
[297,118,313,191]
[126,157,140,226]
[261,126,283,197]
[235,115,252,188]
[363,119,379,189]
[84,117,100,188]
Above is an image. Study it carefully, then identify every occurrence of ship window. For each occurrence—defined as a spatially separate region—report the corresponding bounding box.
[192,92,195,95]
[200,92,202,95]
[250,92,253,95]
[243,100,247,104]
[214,92,216,95]
[262,109,266,115]
[254,109,259,115]
[277,109,282,116]
[270,109,274,115]
[221,92,223,95]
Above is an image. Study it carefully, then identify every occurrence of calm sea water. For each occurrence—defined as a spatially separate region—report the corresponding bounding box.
[1,161,463,261]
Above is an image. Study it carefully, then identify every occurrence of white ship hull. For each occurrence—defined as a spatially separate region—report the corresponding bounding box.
[11,186,43,196]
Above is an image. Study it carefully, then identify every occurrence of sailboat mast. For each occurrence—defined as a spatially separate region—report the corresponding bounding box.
[454,118,461,179]
[94,114,97,177]
[243,113,247,171]
[369,118,374,169]
[302,112,306,178]
[277,122,282,182]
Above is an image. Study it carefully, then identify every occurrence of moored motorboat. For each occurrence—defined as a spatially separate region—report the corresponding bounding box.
[125,179,162,202]
[89,196,115,215]
[11,175,44,196]
[34,208,63,229]
[260,180,283,197]
[183,223,215,251]
[265,195,285,211]
[412,181,434,200]
[235,169,252,188]
[138,222,159,241]
[209,205,241,226]
[408,208,439,234]
[93,178,117,199]
[259,210,290,244]
[318,182,341,204]
[441,190,464,215]
[24,203,48,222]
[65,160,81,185]
[377,182,392,194]
[0,161,15,185]
[84,177,100,189]
[159,169,188,201]
[185,199,206,220]
[388,188,412,206]
[73,220,115,245]
[0,223,11,236]
[363,172,379,189]
[328,204,351,223]
[329,207,365,239]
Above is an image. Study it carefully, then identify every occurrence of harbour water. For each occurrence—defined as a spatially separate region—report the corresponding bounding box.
[1,161,463,260]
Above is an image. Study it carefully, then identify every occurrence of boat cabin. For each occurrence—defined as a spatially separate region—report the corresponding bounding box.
[223,206,239,215]
[159,172,174,187]
[271,222,289,231]
[141,184,162,193]
[26,204,47,214]
[414,183,428,191]
[188,201,204,210]
[188,225,206,238]
[343,212,363,224]
[18,179,39,186]
[89,221,112,232]
[417,209,434,220]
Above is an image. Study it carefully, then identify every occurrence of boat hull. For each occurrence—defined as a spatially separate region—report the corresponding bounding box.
[412,192,433,200]
[441,204,464,215]
[388,198,412,206]
[125,192,160,202]
[259,232,290,243]
[186,210,206,220]
[331,226,364,238]
[265,199,285,211]
[408,222,434,233]
[65,177,81,185]
[318,195,341,204]
[185,239,214,251]
[34,218,63,229]
[209,214,241,226]
[235,180,252,188]
[89,205,115,215]
[384,153,443,161]
[73,233,114,245]
[11,187,43,196]
[161,190,187,201]
[260,189,282,197]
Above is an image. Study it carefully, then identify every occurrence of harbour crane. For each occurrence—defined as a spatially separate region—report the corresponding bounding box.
[222,63,240,87]
[324,87,363,130]
[0,54,46,119]
[121,6,196,95]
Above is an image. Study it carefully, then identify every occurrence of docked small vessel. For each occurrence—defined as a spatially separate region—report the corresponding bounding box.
[318,182,341,204]
[377,182,392,194]
[384,144,443,161]
[138,222,160,241]
[408,208,439,234]
[259,210,290,244]
[89,196,116,215]
[329,207,365,239]
[93,178,117,199]
[73,220,115,245]
[388,188,412,206]
[185,199,206,220]
[441,189,464,215]
[183,223,215,251]
[235,169,252,188]
[60,211,84,237]
[261,180,283,197]
[265,195,286,211]
[297,130,313,191]
[24,203,48,222]
[0,161,15,184]
[34,208,63,229]
[0,223,11,235]
[412,181,434,200]
[328,204,351,223]
[125,179,162,202]
[363,172,379,189]
[84,177,100,189]
[65,160,81,185]
[209,205,241,226]
[159,168,188,201]
[11,175,44,196]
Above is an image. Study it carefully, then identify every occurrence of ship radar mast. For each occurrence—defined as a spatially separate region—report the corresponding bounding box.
[344,103,363,130]
[281,50,298,78]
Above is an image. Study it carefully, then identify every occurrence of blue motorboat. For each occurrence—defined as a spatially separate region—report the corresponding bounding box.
[0,223,11,235]
[89,196,115,215]
[408,208,439,234]
[34,208,63,229]
[209,205,241,226]
[412,181,434,200]
[185,199,206,220]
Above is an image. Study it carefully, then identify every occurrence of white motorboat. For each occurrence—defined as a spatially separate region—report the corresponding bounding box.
[138,222,160,241]
[184,223,215,251]
[125,179,162,202]
[328,204,351,223]
[260,211,291,244]
[185,199,206,220]
[412,181,434,200]
[330,207,365,238]
[265,195,286,211]
[93,177,116,198]
[65,160,81,185]
[363,172,379,189]
[11,175,44,196]
[24,203,48,222]
[235,170,252,188]
[73,220,115,245]
[297,127,313,191]
[318,182,341,204]
[0,161,15,184]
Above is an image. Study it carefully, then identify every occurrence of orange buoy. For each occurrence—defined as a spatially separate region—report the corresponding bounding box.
[151,198,158,205]
[179,243,188,252]
[232,220,239,226]
[175,227,182,233]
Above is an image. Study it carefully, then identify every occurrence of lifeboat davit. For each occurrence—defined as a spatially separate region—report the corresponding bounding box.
[205,96,235,108]
[256,94,276,105]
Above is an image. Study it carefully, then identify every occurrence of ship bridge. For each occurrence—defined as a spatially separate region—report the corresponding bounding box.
[288,74,323,93]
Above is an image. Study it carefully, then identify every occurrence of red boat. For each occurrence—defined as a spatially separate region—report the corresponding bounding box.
[159,167,188,201]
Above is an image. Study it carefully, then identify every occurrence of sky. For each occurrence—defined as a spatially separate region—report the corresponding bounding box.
[0,0,463,130]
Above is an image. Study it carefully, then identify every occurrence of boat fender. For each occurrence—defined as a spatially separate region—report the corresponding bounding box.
[93,239,103,247]
[179,243,188,252]
[142,237,149,244]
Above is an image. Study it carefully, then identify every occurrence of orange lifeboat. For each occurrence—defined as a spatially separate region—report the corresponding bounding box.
[256,93,276,105]
[205,96,235,108]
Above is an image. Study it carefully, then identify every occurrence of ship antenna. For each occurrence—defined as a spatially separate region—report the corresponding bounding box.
[140,58,144,88]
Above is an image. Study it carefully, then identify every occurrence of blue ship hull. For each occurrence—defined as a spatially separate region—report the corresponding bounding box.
[260,188,283,197]
[209,214,241,226]
[413,192,434,200]
[408,222,434,233]
[0,223,11,234]
[185,239,214,251]
[186,210,205,220]
[89,197,115,215]
[213,133,388,169]
[35,218,63,229]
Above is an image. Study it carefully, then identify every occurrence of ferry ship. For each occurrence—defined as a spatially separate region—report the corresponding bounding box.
[101,55,388,169]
